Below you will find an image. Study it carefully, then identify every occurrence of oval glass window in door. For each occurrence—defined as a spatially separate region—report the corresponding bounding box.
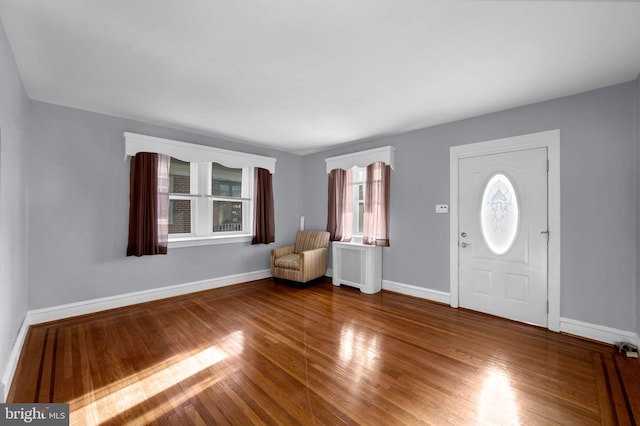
[480,174,519,255]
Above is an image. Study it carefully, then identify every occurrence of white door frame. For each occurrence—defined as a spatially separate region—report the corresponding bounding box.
[450,129,561,331]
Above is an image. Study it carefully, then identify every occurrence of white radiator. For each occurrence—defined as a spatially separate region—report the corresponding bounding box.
[332,242,382,294]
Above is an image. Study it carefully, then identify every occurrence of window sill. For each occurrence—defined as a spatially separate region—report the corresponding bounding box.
[332,236,364,245]
[169,234,252,248]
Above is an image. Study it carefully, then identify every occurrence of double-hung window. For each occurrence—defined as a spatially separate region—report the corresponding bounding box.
[210,162,248,234]
[325,146,394,245]
[352,166,366,236]
[168,159,252,239]
[125,132,276,247]
[168,158,193,235]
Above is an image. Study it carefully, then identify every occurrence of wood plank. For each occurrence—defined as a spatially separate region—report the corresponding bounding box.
[7,278,640,425]
[613,353,640,425]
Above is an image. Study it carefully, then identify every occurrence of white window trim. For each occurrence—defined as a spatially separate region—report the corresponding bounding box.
[124,132,276,173]
[124,132,276,248]
[169,234,253,248]
[325,145,395,173]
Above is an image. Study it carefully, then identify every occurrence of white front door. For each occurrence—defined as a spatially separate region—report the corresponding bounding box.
[458,147,548,326]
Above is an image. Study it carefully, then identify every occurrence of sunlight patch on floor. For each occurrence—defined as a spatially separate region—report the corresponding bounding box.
[70,331,244,425]
[126,363,239,425]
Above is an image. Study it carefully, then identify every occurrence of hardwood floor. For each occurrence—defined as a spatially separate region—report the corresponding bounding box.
[8,278,640,425]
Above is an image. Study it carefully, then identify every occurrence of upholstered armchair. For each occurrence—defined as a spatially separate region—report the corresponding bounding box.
[271,230,330,283]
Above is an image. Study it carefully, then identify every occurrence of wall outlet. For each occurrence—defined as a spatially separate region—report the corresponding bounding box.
[435,204,449,214]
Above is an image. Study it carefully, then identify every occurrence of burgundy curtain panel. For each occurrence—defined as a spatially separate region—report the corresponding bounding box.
[252,167,275,244]
[363,162,391,247]
[127,152,170,256]
[326,168,352,242]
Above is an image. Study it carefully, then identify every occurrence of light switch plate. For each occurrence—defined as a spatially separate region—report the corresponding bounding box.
[435,204,448,214]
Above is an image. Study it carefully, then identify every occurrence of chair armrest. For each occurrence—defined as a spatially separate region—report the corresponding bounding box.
[300,247,328,281]
[271,245,295,276]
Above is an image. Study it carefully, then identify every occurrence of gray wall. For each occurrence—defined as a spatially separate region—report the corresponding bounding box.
[304,81,638,332]
[637,73,640,336]
[0,19,29,394]
[27,101,303,309]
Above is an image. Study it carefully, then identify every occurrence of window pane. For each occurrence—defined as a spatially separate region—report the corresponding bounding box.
[213,201,243,232]
[480,174,519,255]
[169,158,190,194]
[219,183,230,196]
[212,163,242,197]
[169,199,191,234]
[358,202,364,233]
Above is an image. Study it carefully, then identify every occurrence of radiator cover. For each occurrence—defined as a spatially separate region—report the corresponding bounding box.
[332,242,382,294]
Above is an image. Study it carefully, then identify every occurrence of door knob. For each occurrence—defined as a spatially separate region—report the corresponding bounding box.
[460,242,470,248]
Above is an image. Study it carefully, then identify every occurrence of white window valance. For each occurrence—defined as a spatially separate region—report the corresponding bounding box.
[325,146,395,173]
[124,132,276,174]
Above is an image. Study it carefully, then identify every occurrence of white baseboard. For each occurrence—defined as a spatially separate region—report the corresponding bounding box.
[5,272,637,402]
[560,317,639,346]
[3,270,271,402]
[29,270,271,325]
[2,314,30,403]
[382,279,451,305]
[380,280,639,348]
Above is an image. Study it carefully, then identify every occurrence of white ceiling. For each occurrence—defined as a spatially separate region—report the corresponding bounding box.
[1,1,639,154]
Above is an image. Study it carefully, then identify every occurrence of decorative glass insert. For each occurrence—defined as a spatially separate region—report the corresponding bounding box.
[480,174,519,255]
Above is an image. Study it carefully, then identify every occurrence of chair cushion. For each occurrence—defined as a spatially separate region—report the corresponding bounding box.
[274,253,301,270]
[294,231,329,254]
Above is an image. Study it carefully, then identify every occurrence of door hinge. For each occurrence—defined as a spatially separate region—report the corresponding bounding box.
[546,159,549,172]
[546,301,549,314]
